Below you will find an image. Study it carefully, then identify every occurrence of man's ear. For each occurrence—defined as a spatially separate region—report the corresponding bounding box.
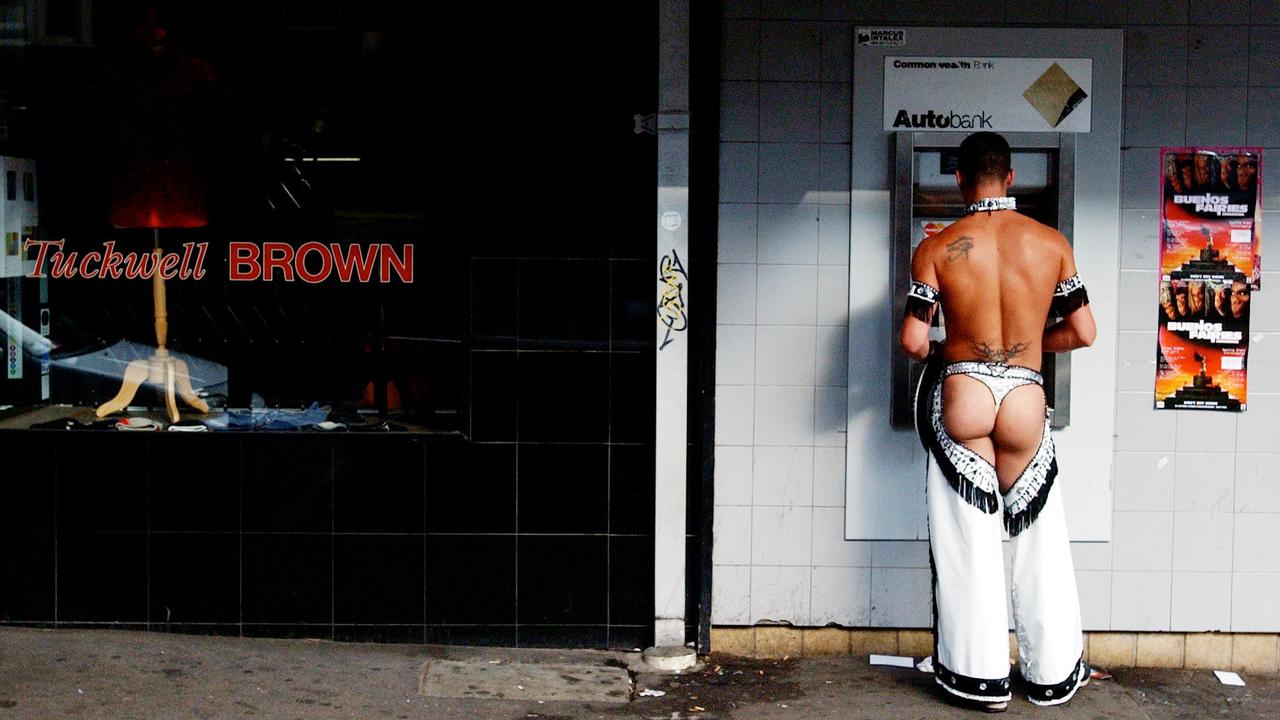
[1005,169,1016,188]
[954,170,965,189]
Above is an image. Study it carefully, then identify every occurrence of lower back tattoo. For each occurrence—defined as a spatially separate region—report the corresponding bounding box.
[971,341,1029,363]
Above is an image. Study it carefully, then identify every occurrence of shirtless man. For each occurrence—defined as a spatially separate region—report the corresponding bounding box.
[899,132,1095,712]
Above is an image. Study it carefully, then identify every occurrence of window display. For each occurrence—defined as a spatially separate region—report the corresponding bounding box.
[0,5,464,434]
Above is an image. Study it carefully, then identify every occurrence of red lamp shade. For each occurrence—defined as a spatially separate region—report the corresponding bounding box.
[110,157,208,229]
[105,23,216,230]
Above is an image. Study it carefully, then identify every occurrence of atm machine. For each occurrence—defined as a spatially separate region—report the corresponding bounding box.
[847,26,1121,542]
[889,132,1076,429]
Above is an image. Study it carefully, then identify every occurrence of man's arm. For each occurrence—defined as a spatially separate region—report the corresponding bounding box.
[1043,242,1096,352]
[900,318,933,360]
[1043,306,1096,351]
[899,241,938,360]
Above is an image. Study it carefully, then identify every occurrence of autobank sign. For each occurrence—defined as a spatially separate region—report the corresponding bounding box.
[883,57,1092,133]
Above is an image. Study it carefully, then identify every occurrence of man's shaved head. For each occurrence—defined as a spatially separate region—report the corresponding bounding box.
[957,132,1012,189]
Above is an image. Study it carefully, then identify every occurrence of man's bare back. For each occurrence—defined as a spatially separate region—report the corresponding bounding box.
[915,211,1070,370]
[903,211,1092,492]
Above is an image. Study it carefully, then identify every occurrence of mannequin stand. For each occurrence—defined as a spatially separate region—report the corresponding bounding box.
[96,229,209,423]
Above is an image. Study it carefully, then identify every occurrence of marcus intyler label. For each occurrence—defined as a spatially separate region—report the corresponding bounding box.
[857,28,905,46]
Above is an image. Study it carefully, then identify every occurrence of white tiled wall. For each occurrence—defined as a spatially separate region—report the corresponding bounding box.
[713,1,1280,632]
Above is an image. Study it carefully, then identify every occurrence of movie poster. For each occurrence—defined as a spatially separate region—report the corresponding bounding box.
[1154,147,1261,412]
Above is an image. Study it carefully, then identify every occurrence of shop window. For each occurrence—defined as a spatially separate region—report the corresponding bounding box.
[0,2,468,434]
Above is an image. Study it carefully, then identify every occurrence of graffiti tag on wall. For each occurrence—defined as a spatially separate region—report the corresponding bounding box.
[657,249,687,350]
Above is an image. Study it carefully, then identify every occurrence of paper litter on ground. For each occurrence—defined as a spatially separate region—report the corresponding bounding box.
[869,654,915,668]
[1214,670,1246,686]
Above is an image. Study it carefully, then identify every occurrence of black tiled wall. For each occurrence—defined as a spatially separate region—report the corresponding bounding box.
[461,244,658,650]
[0,430,655,649]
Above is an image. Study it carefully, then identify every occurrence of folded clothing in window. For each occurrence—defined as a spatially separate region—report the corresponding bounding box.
[28,417,121,431]
[204,402,329,431]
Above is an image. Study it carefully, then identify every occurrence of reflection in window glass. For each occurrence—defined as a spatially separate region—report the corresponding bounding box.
[0,3,467,434]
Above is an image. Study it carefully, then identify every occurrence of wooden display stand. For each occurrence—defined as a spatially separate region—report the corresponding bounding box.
[95,232,208,422]
[93,11,217,424]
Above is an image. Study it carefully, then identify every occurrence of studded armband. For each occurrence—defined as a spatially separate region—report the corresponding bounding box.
[905,279,940,322]
[1051,274,1089,316]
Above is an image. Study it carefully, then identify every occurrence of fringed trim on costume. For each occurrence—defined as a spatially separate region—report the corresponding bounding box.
[930,373,1001,514]
[939,459,1002,514]
[1025,656,1088,707]
[933,658,1012,703]
[1002,417,1058,536]
[915,353,1001,514]
[1004,470,1054,536]
[1051,274,1090,317]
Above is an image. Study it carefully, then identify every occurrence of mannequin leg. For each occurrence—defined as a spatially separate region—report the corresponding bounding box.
[163,359,179,422]
[95,359,149,417]
[173,358,210,413]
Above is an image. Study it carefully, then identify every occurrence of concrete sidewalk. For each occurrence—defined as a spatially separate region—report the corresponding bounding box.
[1,627,1277,719]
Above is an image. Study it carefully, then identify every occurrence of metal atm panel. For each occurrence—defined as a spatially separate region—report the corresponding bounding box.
[889,131,1076,429]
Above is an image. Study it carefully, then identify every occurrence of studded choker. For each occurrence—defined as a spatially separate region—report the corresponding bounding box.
[964,196,1017,215]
